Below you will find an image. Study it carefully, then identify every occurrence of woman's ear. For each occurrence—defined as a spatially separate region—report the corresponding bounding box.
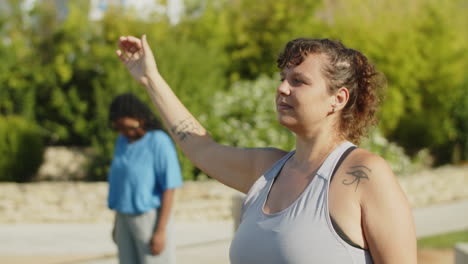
[333,87,349,111]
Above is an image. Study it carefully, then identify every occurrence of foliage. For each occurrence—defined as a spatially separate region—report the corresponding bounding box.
[0,116,44,182]
[206,75,295,149]
[178,0,326,82]
[180,0,467,164]
[326,0,468,162]
[1,0,467,181]
[451,77,468,163]
[361,129,432,176]
[0,1,227,181]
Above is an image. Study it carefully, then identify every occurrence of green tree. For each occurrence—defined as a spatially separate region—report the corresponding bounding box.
[327,0,467,162]
[0,0,228,180]
[0,0,41,120]
[178,0,326,82]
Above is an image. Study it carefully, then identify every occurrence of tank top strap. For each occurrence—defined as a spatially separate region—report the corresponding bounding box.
[316,141,356,181]
[263,150,296,181]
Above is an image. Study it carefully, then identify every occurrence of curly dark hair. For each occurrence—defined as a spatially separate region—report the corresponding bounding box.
[109,93,163,131]
[277,38,386,144]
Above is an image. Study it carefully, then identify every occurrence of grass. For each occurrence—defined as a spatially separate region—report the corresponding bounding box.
[418,229,468,249]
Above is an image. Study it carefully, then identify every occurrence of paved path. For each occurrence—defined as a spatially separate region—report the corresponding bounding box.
[0,221,233,264]
[2,199,468,264]
[413,199,468,238]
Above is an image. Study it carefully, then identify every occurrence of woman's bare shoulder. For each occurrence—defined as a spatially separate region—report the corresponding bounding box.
[345,148,407,204]
[346,148,393,175]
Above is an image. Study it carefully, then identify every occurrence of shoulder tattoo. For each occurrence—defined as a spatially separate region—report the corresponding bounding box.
[342,165,371,191]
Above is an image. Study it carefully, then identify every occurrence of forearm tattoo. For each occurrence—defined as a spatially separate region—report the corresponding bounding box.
[342,165,370,191]
[171,118,202,142]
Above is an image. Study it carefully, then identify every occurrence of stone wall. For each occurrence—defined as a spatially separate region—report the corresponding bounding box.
[35,147,92,181]
[0,165,466,223]
[0,181,238,223]
[399,165,468,207]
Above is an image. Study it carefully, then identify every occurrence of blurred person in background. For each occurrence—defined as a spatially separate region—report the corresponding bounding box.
[108,93,183,264]
[115,35,416,263]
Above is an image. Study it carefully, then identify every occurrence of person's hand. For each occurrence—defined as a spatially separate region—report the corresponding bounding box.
[116,35,158,87]
[112,216,118,244]
[150,231,166,255]
[112,225,117,244]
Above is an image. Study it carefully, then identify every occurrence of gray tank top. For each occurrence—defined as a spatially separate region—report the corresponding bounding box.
[229,141,373,264]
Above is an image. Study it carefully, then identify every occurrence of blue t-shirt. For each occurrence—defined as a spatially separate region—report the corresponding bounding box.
[108,130,183,214]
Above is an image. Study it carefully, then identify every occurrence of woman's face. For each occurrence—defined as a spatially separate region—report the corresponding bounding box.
[113,117,146,142]
[276,53,335,135]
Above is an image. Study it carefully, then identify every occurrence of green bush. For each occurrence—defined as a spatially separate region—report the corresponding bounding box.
[361,129,432,176]
[0,116,44,182]
[206,75,295,150]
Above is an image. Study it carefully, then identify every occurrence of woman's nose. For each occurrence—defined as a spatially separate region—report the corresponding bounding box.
[277,80,291,96]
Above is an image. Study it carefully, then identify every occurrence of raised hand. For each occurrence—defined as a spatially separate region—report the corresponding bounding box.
[116,35,158,86]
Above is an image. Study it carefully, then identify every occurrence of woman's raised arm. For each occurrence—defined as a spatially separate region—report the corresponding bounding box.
[116,35,287,193]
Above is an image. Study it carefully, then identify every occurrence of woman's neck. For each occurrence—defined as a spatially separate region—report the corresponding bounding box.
[293,131,345,167]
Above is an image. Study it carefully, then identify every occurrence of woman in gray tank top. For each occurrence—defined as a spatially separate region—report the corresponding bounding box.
[116,35,417,263]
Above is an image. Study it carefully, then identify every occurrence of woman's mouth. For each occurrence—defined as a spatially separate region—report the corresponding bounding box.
[277,102,293,111]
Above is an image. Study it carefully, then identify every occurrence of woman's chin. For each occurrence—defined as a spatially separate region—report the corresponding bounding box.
[277,116,297,129]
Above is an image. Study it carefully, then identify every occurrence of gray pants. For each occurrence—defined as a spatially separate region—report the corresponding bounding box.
[115,209,175,264]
